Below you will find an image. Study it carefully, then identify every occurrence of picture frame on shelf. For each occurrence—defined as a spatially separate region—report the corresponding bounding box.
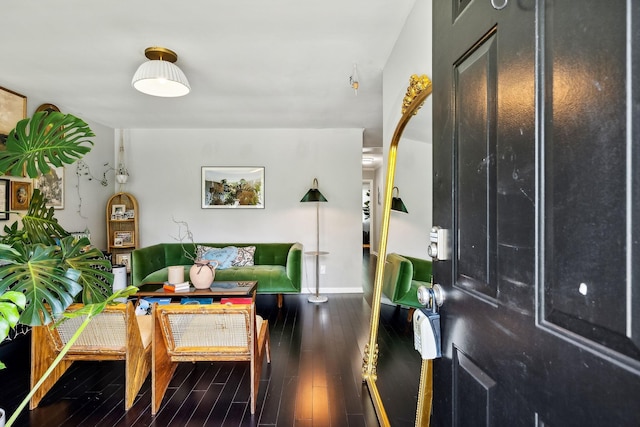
[114,231,134,245]
[0,86,27,151]
[115,252,131,273]
[0,179,9,220]
[34,165,64,209]
[125,209,135,219]
[111,204,126,216]
[201,166,265,209]
[11,181,31,210]
[113,237,124,247]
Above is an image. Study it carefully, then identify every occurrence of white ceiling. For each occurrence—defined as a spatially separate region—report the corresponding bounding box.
[0,0,416,151]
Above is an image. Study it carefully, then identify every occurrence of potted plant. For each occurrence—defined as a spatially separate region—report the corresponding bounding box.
[115,163,129,184]
[0,111,137,427]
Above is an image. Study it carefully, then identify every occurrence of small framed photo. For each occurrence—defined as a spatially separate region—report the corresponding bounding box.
[11,181,31,210]
[114,231,134,245]
[115,252,131,273]
[111,204,126,216]
[125,209,135,219]
[113,237,124,247]
[0,179,9,220]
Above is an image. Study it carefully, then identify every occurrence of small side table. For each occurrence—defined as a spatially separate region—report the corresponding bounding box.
[305,251,329,303]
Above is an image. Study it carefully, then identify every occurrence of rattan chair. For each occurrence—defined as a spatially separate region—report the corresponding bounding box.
[30,302,153,410]
[152,301,271,415]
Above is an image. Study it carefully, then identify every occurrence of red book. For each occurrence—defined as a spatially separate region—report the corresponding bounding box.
[220,297,253,305]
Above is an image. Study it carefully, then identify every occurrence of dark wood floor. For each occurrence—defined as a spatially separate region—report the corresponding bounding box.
[0,251,421,426]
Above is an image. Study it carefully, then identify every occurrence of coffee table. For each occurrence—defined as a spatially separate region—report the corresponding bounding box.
[135,281,257,299]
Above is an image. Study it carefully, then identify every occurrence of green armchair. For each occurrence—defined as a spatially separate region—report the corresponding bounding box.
[382,253,432,321]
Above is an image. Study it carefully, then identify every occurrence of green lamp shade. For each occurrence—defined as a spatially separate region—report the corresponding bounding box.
[300,188,328,203]
[391,197,408,213]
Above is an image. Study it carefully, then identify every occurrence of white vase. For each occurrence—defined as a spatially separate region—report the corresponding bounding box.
[1,407,5,427]
[189,260,218,289]
[116,174,128,184]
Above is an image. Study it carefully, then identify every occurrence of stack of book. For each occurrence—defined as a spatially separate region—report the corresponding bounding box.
[163,281,190,292]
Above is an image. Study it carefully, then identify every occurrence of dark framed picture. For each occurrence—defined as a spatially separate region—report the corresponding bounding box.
[0,179,9,220]
[201,166,265,209]
[34,165,64,209]
[11,181,31,210]
[0,86,27,149]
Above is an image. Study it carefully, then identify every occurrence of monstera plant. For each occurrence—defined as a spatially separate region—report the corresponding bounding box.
[0,111,137,426]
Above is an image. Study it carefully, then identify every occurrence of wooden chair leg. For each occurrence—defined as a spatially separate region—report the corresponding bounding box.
[277,293,284,308]
[407,307,416,322]
[30,325,73,410]
[125,305,152,411]
[152,309,177,415]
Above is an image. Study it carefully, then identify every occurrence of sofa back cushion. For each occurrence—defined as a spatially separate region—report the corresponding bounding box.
[159,243,293,267]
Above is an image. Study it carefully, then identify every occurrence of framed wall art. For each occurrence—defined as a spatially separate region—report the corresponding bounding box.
[111,204,126,218]
[201,166,265,209]
[34,165,64,209]
[11,181,31,210]
[0,179,9,220]
[115,252,131,273]
[0,86,27,149]
[114,231,134,246]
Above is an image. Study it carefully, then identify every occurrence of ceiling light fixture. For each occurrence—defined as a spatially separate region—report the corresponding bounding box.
[132,47,190,97]
[349,63,359,95]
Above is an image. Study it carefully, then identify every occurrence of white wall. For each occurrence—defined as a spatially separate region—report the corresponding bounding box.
[380,0,433,259]
[122,128,363,293]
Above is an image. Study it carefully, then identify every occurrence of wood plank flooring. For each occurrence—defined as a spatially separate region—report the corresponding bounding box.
[0,251,422,426]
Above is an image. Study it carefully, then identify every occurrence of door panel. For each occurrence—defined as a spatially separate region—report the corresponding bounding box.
[540,0,640,363]
[455,29,498,301]
[433,0,640,425]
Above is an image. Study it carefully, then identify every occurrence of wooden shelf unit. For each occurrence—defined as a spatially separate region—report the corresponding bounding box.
[106,192,139,260]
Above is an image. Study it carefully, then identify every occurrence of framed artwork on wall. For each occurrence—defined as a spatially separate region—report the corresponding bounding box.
[0,179,9,220]
[34,165,64,209]
[201,166,265,209]
[11,181,31,210]
[0,86,27,149]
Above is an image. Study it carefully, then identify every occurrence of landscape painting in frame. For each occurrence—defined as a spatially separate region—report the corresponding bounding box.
[0,86,27,151]
[202,167,264,209]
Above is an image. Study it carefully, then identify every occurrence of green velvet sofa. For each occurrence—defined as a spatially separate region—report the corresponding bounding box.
[382,253,432,321]
[131,242,303,306]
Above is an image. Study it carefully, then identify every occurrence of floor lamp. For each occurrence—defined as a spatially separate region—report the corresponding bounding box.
[300,178,328,303]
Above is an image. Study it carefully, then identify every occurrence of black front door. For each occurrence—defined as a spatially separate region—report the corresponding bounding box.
[431,0,640,425]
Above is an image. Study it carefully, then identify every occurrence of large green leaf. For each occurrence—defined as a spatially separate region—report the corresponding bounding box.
[0,111,94,178]
[58,236,113,304]
[0,291,26,343]
[0,241,82,326]
[21,189,69,245]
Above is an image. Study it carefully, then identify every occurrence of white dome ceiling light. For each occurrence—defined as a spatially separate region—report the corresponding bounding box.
[132,47,190,97]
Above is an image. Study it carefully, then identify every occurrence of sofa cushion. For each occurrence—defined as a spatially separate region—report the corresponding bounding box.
[233,246,256,267]
[198,245,238,269]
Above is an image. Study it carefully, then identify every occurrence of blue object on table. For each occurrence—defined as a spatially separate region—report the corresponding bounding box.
[143,297,171,305]
[181,297,213,305]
